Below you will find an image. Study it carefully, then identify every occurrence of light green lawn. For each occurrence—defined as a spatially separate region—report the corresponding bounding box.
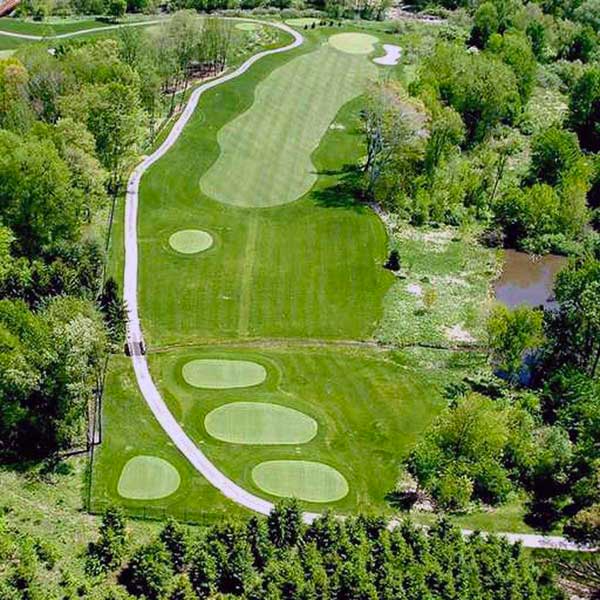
[118,455,181,500]
[0,17,110,35]
[200,45,377,208]
[204,402,318,445]
[252,460,349,503]
[137,31,393,346]
[149,344,446,514]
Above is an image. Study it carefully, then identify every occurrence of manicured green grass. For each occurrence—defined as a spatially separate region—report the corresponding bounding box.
[182,358,267,389]
[285,18,321,28]
[235,22,260,31]
[117,455,181,500]
[200,45,376,207]
[252,460,349,502]
[95,22,529,532]
[149,344,446,514]
[138,31,392,346]
[0,36,27,50]
[205,402,317,445]
[92,356,249,522]
[169,229,213,254]
[0,17,110,35]
[328,32,378,54]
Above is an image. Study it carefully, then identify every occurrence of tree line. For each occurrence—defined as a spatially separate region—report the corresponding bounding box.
[0,12,236,461]
[0,500,563,599]
[361,0,600,255]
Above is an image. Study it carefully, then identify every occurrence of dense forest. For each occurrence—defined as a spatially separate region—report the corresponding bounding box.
[0,500,564,599]
[0,12,246,460]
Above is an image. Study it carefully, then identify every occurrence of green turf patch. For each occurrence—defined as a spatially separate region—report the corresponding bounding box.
[205,402,317,444]
[235,22,260,31]
[117,455,181,500]
[200,45,376,207]
[252,460,349,502]
[328,33,378,55]
[169,229,213,254]
[182,359,267,389]
[286,18,320,27]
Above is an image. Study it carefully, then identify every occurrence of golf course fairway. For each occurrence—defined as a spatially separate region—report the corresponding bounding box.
[200,45,377,207]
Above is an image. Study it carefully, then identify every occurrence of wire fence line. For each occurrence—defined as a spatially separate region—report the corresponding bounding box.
[88,498,234,526]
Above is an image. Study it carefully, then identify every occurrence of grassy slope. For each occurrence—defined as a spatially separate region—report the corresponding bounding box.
[137,29,393,346]
[377,224,499,346]
[91,356,249,522]
[200,45,376,208]
[150,345,445,515]
[0,17,111,35]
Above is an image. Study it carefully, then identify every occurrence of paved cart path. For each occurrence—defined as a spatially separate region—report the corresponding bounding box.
[123,18,591,552]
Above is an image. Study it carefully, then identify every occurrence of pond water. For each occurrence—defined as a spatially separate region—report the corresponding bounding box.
[494,250,567,309]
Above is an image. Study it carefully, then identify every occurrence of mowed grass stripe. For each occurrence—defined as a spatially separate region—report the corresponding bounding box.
[200,45,377,208]
[137,32,392,346]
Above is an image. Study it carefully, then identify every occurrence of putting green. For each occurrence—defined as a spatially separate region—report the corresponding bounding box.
[205,402,317,444]
[169,229,213,254]
[117,456,181,500]
[328,33,378,55]
[286,18,320,27]
[200,45,376,207]
[252,460,349,502]
[235,22,260,31]
[182,359,267,389]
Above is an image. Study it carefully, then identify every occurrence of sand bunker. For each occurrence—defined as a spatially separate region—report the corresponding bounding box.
[252,460,349,503]
[205,402,317,444]
[328,33,378,55]
[373,44,402,65]
[169,229,213,254]
[182,359,267,389]
[118,455,181,500]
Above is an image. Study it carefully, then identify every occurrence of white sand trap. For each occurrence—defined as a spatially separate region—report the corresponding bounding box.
[328,33,378,55]
[373,44,402,66]
[169,229,213,254]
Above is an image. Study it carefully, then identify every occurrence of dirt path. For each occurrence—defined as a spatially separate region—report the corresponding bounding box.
[123,19,591,551]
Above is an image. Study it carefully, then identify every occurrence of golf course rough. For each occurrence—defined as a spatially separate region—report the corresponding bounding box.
[182,359,267,389]
[328,33,378,55]
[169,229,213,254]
[204,402,318,444]
[117,455,181,500]
[200,45,377,207]
[252,460,349,502]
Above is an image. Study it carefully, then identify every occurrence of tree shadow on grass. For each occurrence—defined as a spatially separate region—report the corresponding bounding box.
[310,163,368,212]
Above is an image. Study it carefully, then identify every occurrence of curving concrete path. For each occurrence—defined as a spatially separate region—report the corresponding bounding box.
[123,19,590,551]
